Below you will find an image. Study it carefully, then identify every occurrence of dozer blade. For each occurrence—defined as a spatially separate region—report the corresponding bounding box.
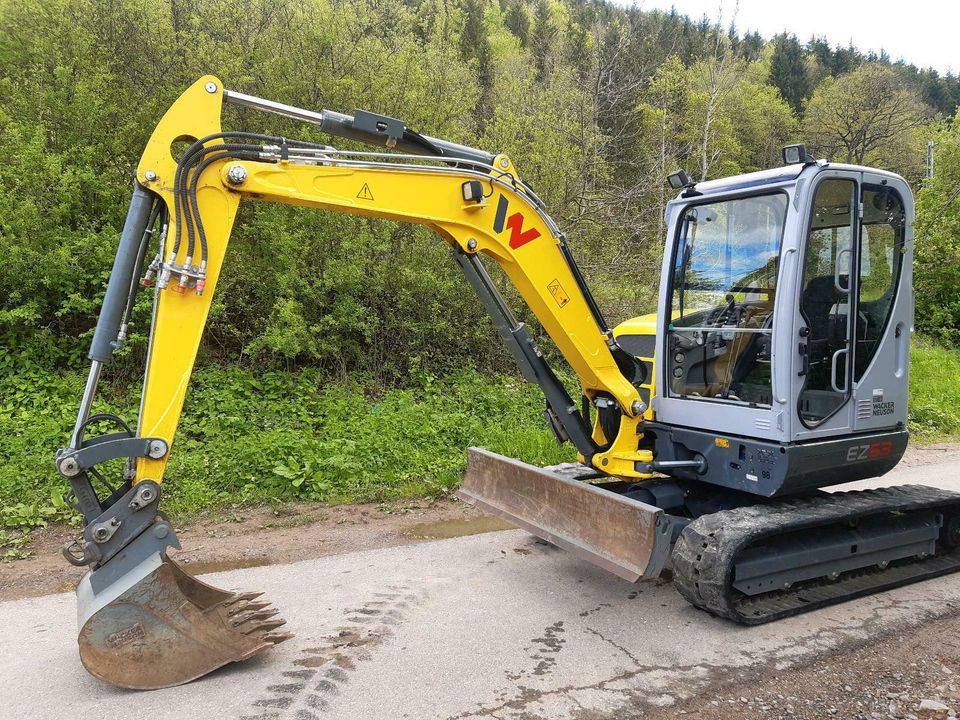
[457,447,671,581]
[77,533,291,689]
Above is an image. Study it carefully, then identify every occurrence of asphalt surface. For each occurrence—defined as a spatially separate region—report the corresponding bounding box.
[5,460,960,720]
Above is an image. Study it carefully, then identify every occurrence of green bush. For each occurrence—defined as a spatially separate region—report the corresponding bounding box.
[0,364,574,527]
[908,338,960,440]
[915,116,960,346]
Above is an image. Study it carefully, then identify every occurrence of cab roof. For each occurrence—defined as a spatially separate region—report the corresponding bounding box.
[692,165,804,195]
[683,162,906,199]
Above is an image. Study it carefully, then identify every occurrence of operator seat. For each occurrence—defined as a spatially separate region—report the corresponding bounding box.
[801,275,842,344]
[800,275,846,390]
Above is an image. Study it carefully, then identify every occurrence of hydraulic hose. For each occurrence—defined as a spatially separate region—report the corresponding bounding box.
[172,132,332,263]
[185,146,264,263]
[117,202,164,344]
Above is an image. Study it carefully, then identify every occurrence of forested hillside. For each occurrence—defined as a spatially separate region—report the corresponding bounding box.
[3,0,960,533]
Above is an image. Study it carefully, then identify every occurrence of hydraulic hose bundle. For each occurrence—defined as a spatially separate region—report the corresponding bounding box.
[154,132,332,295]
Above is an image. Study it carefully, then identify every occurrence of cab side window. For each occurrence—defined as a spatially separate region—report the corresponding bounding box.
[797,178,856,426]
[855,185,905,380]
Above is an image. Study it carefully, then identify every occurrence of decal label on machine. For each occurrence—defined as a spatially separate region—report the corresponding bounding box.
[547,279,570,308]
[845,440,894,462]
[714,437,730,448]
[494,194,541,249]
[872,388,895,417]
[356,183,375,201]
[107,623,146,648]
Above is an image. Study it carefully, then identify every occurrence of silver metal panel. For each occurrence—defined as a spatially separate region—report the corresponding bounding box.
[852,173,913,433]
[655,179,801,444]
[788,167,861,441]
[652,395,785,441]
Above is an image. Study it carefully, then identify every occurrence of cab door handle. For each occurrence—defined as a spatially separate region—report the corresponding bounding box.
[830,346,849,393]
[834,247,852,294]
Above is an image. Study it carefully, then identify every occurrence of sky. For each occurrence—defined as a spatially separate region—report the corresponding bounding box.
[636,0,958,76]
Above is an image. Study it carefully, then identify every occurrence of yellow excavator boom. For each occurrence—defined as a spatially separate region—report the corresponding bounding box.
[132,76,651,488]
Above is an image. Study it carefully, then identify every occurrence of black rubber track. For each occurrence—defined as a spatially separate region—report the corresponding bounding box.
[672,484,960,625]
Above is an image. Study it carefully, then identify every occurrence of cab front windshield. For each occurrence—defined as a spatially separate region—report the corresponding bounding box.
[668,193,787,406]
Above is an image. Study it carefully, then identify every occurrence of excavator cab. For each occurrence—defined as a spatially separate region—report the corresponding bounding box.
[59,80,959,688]
[633,157,915,496]
[632,161,913,497]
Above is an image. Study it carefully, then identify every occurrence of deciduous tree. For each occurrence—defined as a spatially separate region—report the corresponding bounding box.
[803,64,933,168]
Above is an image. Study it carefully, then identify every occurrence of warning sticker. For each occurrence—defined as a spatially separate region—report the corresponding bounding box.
[547,279,570,308]
[356,183,375,201]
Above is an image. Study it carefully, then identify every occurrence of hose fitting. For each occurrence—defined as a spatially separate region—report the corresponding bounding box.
[176,255,192,293]
[157,251,176,290]
[196,260,208,296]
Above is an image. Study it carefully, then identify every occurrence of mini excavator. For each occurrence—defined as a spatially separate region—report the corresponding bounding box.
[56,76,960,689]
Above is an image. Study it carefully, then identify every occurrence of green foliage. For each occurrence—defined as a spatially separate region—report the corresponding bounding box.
[167,365,575,514]
[0,530,31,561]
[0,357,88,528]
[769,33,811,114]
[803,65,933,178]
[0,0,950,375]
[0,365,574,526]
[0,0,491,380]
[916,114,960,344]
[642,53,797,181]
[909,339,960,440]
[6,341,960,531]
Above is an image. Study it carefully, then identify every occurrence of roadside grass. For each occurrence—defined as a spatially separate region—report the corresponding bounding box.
[1,337,957,537]
[908,338,960,441]
[0,365,574,532]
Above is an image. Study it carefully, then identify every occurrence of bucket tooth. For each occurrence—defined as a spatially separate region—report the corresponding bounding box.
[232,608,281,627]
[223,591,265,606]
[241,619,288,635]
[228,599,272,615]
[77,551,292,690]
[262,631,294,644]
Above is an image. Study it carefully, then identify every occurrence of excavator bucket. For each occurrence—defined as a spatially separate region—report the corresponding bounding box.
[76,546,291,689]
[456,448,671,581]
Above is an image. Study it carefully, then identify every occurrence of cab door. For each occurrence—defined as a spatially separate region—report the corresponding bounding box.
[850,174,911,432]
[794,172,861,439]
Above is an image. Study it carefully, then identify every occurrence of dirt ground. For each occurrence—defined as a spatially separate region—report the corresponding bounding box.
[895,442,960,469]
[0,495,502,601]
[651,611,960,720]
[5,442,958,602]
[4,443,960,719]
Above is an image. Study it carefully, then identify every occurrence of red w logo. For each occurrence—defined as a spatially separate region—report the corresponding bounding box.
[493,195,541,249]
[506,212,541,249]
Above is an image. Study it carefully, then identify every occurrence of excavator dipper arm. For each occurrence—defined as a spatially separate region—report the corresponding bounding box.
[57,76,662,689]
